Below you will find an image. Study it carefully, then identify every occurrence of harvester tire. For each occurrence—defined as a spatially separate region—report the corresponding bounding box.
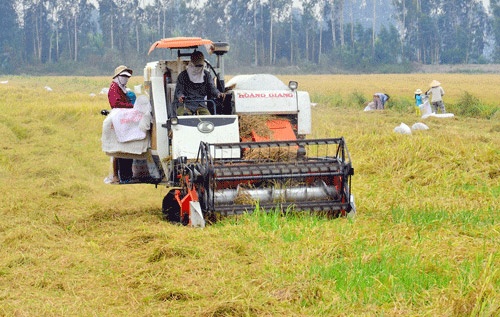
[162,191,180,223]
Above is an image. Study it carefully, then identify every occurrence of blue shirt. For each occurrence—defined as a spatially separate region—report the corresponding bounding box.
[415,94,422,106]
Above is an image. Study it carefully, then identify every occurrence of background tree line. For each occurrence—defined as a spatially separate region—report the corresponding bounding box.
[1,0,499,75]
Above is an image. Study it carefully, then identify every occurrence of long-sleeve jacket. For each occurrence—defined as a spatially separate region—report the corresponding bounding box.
[173,70,220,112]
[108,81,134,109]
[427,86,445,103]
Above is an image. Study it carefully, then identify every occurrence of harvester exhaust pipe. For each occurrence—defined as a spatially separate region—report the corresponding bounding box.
[211,42,229,89]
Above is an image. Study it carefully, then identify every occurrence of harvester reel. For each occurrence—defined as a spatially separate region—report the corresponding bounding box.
[193,138,354,219]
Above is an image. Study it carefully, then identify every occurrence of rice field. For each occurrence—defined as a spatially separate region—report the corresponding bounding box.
[0,74,498,316]
[280,73,500,106]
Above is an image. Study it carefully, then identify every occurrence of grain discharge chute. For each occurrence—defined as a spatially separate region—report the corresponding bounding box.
[102,37,355,227]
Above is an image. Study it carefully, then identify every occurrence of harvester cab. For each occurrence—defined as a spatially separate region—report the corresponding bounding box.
[101,37,355,227]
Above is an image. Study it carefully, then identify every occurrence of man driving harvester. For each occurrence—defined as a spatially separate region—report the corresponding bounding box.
[173,51,224,115]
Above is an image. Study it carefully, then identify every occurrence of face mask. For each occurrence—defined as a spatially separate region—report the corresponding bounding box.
[193,65,204,74]
[118,76,129,86]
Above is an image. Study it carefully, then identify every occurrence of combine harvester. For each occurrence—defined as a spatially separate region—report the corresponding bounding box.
[102,37,355,227]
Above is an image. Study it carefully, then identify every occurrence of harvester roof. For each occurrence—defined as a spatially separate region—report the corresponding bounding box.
[148,37,213,54]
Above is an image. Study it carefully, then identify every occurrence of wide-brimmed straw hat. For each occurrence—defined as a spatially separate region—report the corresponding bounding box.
[430,80,441,87]
[415,88,422,94]
[113,65,133,78]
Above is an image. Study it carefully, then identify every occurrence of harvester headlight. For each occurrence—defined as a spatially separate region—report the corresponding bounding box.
[288,81,298,90]
[197,121,215,133]
[171,117,178,125]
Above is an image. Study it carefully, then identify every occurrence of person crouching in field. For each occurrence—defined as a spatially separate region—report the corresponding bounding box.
[373,92,390,110]
[426,80,446,114]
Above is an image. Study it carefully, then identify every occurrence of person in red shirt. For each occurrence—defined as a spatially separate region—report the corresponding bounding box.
[108,65,134,108]
[108,65,134,183]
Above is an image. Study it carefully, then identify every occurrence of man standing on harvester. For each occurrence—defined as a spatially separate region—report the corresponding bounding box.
[173,51,224,115]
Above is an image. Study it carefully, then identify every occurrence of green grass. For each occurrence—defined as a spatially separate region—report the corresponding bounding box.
[0,75,499,316]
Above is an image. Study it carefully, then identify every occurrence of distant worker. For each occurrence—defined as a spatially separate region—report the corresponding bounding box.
[426,80,446,114]
[107,65,134,184]
[414,88,423,116]
[373,92,390,110]
[173,51,224,115]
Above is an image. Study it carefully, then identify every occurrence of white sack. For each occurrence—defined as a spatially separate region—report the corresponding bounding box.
[364,101,376,112]
[394,122,412,135]
[411,122,429,130]
[420,101,432,118]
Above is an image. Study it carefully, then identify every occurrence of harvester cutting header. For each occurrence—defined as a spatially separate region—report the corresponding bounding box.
[101,37,355,227]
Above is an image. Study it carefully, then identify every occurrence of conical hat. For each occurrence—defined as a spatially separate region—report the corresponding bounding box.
[430,80,441,87]
[415,88,422,94]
